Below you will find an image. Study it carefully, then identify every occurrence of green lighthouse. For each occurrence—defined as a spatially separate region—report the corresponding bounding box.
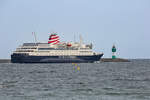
[112,45,116,59]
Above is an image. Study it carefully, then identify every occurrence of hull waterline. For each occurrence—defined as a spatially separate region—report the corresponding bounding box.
[11,54,103,63]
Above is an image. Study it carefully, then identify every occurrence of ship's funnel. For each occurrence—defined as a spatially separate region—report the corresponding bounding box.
[48,33,60,45]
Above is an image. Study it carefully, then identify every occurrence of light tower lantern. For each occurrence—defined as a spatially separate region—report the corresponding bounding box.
[112,45,116,59]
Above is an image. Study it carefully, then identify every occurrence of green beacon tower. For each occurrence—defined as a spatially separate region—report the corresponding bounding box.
[112,45,116,59]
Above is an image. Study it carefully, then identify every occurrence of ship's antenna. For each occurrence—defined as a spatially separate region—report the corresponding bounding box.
[32,32,37,43]
[79,34,83,45]
[74,34,76,42]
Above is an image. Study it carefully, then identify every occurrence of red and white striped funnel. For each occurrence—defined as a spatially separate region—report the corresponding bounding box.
[48,33,60,45]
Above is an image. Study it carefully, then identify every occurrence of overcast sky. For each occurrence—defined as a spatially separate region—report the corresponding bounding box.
[0,0,150,59]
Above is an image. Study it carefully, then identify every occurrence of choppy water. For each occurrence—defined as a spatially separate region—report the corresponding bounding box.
[0,59,150,100]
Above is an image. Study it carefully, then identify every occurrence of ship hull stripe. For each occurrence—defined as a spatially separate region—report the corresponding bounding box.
[48,40,59,44]
[49,36,59,40]
[11,54,103,63]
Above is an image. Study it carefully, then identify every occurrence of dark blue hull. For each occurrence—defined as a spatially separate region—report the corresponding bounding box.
[11,53,103,63]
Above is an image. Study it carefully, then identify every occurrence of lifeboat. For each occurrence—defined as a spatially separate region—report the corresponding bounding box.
[67,43,72,47]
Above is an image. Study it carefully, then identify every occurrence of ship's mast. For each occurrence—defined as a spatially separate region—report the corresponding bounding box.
[74,34,76,42]
[32,32,37,44]
[79,35,83,46]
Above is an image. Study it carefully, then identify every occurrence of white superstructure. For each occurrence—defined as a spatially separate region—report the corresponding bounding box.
[14,42,99,56]
[13,33,100,56]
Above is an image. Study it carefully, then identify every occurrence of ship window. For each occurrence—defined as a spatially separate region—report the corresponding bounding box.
[21,48,36,49]
[30,48,37,49]
[17,50,33,52]
[38,48,79,50]
[80,51,90,52]
[80,48,89,50]
[38,48,55,50]
[21,48,28,49]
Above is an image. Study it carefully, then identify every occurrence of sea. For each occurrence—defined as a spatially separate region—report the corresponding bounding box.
[0,59,150,100]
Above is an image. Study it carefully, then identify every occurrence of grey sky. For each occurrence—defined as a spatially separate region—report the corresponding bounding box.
[0,0,150,59]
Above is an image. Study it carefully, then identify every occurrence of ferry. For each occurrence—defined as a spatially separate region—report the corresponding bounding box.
[11,33,103,63]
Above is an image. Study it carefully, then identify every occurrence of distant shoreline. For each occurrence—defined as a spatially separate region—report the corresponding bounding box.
[101,58,130,62]
[0,59,11,63]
